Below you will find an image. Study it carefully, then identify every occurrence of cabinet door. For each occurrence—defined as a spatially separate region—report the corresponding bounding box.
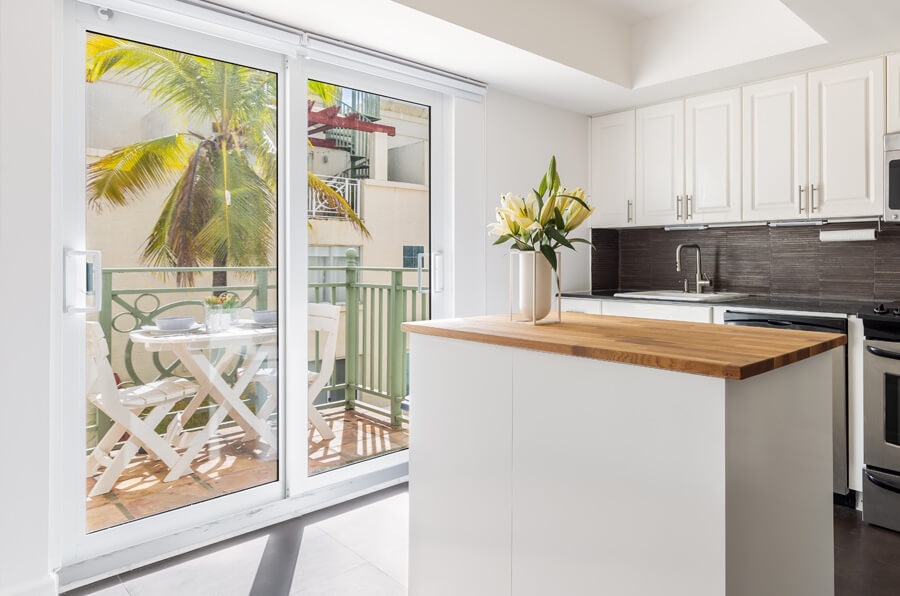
[685,89,742,223]
[636,100,684,226]
[590,111,635,228]
[742,75,808,221]
[809,58,885,218]
[888,54,900,133]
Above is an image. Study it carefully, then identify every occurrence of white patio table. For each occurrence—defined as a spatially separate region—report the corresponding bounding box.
[130,322,277,482]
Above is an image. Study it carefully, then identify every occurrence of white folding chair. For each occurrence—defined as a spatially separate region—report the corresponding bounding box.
[306,303,341,440]
[85,322,198,496]
[252,304,340,440]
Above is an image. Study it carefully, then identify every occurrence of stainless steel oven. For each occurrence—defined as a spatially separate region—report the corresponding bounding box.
[863,313,900,531]
[884,133,900,221]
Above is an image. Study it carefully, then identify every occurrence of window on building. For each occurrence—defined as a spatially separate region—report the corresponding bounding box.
[402,245,425,269]
[309,245,361,303]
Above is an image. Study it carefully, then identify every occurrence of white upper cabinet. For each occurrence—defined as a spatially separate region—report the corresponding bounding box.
[590,111,635,228]
[887,54,900,133]
[808,58,885,218]
[685,89,742,224]
[742,74,808,221]
[636,100,685,226]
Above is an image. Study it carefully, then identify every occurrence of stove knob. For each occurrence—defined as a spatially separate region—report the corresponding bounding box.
[875,303,888,314]
[892,307,900,316]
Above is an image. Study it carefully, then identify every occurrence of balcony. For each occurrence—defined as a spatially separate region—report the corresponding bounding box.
[308,175,361,220]
[86,252,425,532]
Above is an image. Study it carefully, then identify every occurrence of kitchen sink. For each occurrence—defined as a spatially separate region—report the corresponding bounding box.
[613,290,749,303]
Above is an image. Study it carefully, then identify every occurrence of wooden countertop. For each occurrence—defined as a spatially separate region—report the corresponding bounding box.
[402,313,846,380]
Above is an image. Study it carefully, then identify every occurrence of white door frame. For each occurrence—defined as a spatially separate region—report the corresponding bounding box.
[58,1,289,566]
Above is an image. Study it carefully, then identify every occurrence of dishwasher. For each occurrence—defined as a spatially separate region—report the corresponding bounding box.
[724,311,849,497]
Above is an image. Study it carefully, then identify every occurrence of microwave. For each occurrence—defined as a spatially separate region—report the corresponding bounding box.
[887,133,900,221]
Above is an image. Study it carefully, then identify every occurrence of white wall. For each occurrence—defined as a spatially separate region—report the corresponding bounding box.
[484,89,591,315]
[0,0,60,594]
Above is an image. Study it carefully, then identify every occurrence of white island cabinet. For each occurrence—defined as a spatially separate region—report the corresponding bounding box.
[405,313,844,596]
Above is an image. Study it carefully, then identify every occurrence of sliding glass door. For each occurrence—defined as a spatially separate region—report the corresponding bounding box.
[61,2,286,560]
[306,78,432,475]
[59,0,450,571]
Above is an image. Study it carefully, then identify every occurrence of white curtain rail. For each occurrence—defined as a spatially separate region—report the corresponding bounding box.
[78,0,488,99]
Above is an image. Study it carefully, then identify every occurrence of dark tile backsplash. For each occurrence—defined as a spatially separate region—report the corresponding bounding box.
[591,223,900,301]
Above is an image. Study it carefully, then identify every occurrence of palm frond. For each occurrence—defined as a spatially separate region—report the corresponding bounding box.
[308,81,340,106]
[86,33,217,122]
[87,134,198,210]
[192,149,275,268]
[142,142,216,286]
[308,173,371,237]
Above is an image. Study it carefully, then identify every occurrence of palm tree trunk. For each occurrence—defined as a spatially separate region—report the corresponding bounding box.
[212,251,227,293]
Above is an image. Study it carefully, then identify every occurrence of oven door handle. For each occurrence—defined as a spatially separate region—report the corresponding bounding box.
[865,470,900,495]
[866,345,900,361]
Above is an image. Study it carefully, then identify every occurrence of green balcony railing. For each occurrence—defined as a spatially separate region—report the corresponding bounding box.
[90,250,427,449]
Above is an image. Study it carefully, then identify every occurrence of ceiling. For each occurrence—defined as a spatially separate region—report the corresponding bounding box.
[212,0,900,115]
[593,0,700,24]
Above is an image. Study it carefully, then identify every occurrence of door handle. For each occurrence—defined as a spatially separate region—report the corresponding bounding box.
[676,195,683,219]
[65,249,102,313]
[417,251,444,295]
[865,470,900,495]
[866,345,900,361]
[627,200,633,223]
[810,184,818,212]
[686,194,693,220]
[798,185,806,214]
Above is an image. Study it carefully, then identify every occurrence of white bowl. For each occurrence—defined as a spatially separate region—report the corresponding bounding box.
[156,316,196,331]
[252,310,277,325]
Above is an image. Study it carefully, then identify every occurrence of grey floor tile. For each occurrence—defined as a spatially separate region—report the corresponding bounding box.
[63,577,130,596]
[290,563,405,596]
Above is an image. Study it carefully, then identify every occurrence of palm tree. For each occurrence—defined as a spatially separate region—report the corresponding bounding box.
[86,33,367,287]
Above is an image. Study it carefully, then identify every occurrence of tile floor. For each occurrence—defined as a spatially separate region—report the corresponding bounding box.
[87,407,408,532]
[68,484,409,596]
[70,499,900,596]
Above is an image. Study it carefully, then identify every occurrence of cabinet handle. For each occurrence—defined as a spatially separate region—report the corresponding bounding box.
[798,185,806,214]
[676,195,682,219]
[627,199,633,223]
[810,184,817,212]
[686,195,693,220]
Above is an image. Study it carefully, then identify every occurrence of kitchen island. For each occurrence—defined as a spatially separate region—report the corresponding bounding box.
[403,313,846,596]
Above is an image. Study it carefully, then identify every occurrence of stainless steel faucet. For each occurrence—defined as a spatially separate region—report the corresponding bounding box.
[675,243,712,294]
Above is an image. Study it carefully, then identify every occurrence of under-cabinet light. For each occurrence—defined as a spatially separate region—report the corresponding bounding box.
[767,220,826,227]
[663,225,709,231]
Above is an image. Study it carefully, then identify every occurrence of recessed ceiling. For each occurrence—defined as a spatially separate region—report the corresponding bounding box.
[593,0,700,25]
[212,0,900,115]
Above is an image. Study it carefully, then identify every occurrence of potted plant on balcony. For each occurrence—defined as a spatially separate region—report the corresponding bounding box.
[204,292,240,332]
[489,156,593,322]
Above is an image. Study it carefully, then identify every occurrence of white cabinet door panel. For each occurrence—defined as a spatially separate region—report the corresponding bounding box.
[590,111,635,228]
[685,89,742,223]
[636,100,684,226]
[888,54,900,133]
[809,58,885,218]
[742,75,808,221]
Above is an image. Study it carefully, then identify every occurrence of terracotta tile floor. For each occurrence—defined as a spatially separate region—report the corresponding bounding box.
[86,406,408,533]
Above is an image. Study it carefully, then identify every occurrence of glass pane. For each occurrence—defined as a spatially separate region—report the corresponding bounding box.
[85,33,278,532]
[886,374,900,447]
[307,80,429,475]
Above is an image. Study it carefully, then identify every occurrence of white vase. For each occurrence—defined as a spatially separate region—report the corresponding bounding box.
[518,252,553,321]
